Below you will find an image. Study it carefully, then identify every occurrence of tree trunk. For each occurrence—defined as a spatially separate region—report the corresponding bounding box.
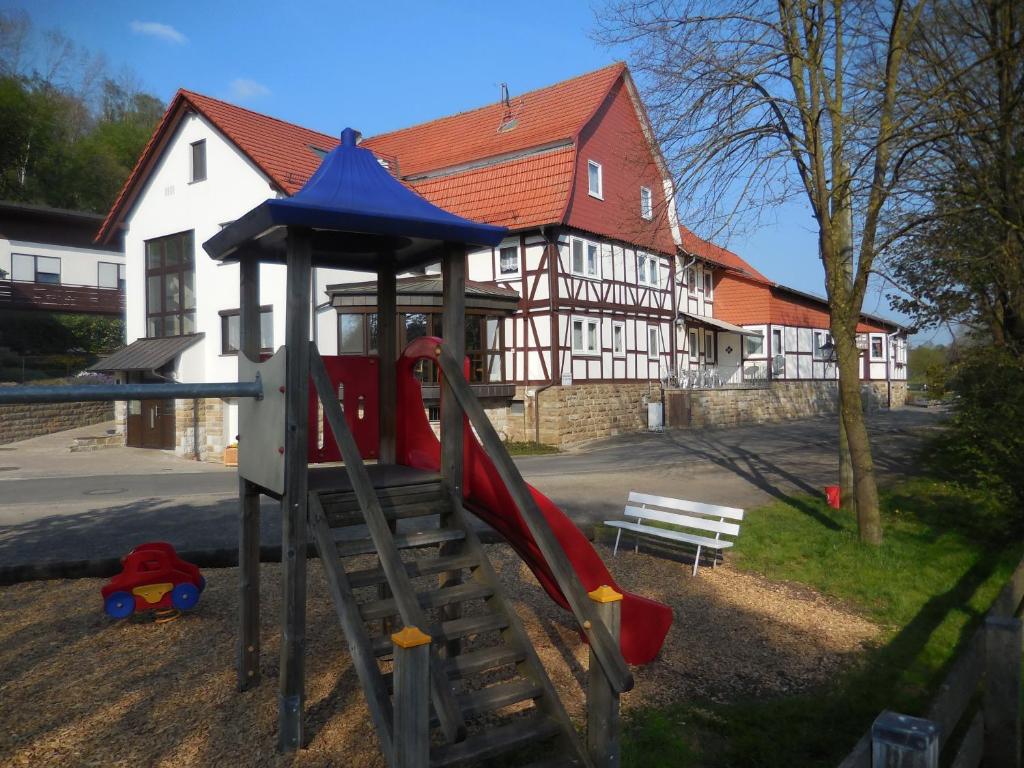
[835,330,882,544]
[838,388,856,516]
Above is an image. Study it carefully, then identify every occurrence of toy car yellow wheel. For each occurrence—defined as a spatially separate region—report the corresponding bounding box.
[105,591,135,619]
[171,582,200,611]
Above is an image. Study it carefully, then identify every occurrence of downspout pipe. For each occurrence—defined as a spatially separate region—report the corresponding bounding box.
[534,226,561,445]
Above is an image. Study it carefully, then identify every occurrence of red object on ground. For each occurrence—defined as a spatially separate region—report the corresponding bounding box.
[100,542,205,619]
[395,337,673,665]
[825,485,841,509]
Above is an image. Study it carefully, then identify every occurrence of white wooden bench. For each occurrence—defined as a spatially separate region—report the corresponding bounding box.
[605,492,744,576]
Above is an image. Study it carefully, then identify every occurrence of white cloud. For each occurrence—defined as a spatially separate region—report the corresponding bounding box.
[228,78,271,101]
[129,21,187,45]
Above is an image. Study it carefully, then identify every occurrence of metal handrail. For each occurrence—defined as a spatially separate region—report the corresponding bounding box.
[0,379,263,404]
[308,344,467,742]
[433,344,635,695]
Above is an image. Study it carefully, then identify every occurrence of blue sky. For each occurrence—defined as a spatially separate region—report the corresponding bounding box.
[10,0,924,333]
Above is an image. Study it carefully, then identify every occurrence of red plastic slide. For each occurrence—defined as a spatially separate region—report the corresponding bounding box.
[395,337,672,664]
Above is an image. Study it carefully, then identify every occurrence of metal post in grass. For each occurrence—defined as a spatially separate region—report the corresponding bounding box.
[587,585,622,768]
[392,626,431,768]
[984,615,1022,768]
[870,711,939,768]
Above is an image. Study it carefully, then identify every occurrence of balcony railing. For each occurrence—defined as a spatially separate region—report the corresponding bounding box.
[664,365,771,390]
[0,280,125,315]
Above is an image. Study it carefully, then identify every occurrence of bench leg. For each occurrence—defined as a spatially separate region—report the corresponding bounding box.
[613,528,622,557]
[692,545,702,577]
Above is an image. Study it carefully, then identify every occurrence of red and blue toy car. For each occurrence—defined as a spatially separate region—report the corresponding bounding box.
[101,542,205,619]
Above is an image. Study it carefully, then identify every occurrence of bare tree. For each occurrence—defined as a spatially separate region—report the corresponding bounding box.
[887,0,1023,353]
[597,0,931,543]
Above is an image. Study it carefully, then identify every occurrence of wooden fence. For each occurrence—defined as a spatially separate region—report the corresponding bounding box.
[839,556,1024,767]
[0,279,124,315]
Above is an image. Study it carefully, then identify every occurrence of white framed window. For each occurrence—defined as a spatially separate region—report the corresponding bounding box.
[637,253,660,287]
[744,333,764,357]
[190,140,207,183]
[772,327,784,354]
[812,330,833,360]
[640,186,652,219]
[689,328,699,357]
[98,262,126,290]
[612,321,625,357]
[569,237,600,279]
[571,316,600,355]
[703,270,714,299]
[648,326,660,359]
[686,267,697,296]
[498,244,519,276]
[12,253,60,284]
[587,160,603,199]
[705,331,716,363]
[870,334,885,360]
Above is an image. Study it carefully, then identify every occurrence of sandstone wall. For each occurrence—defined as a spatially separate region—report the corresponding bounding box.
[0,400,113,445]
[503,382,655,448]
[174,398,227,462]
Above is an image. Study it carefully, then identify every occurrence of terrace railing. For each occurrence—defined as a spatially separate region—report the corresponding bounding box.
[0,279,124,315]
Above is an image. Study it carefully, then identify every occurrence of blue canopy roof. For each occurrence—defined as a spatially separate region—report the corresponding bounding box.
[203,127,507,269]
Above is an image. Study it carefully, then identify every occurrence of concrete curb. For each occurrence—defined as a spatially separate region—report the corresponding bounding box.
[0,525,596,586]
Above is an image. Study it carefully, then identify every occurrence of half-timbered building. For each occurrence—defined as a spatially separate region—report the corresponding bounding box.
[94,62,909,456]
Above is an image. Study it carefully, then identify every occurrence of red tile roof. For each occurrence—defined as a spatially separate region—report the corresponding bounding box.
[98,65,628,243]
[679,226,770,283]
[362,63,625,177]
[409,145,576,230]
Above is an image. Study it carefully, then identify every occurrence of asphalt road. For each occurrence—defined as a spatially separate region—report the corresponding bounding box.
[0,408,945,569]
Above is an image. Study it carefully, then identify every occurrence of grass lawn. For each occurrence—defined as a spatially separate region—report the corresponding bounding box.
[503,440,560,456]
[622,477,1023,767]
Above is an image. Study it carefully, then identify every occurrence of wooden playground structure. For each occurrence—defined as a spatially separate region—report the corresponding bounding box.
[0,128,674,767]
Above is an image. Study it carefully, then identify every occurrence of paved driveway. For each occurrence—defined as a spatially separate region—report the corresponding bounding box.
[0,408,945,571]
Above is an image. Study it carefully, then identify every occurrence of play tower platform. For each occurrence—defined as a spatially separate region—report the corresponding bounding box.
[203,127,672,767]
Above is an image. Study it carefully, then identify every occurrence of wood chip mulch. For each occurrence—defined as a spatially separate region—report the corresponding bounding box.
[0,543,877,767]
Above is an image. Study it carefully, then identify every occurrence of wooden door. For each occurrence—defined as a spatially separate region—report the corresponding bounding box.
[140,399,175,449]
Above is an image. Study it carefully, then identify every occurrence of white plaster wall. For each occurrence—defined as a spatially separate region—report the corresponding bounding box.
[1,238,123,286]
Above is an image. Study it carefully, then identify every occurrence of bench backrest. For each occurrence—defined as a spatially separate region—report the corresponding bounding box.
[626,491,744,538]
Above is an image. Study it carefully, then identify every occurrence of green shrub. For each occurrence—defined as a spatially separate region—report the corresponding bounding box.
[925,346,1024,533]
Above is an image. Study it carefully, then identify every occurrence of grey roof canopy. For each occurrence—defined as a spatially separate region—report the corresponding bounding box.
[328,275,519,312]
[88,334,204,373]
[202,127,506,271]
[678,311,762,337]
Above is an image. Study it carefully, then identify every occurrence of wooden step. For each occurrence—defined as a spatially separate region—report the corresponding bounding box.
[347,552,478,589]
[360,581,492,621]
[457,678,543,719]
[319,483,446,527]
[445,643,527,679]
[430,712,561,767]
[382,642,526,693]
[372,611,509,656]
[520,758,581,768]
[335,527,465,558]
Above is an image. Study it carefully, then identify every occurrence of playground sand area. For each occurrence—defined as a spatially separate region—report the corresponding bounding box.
[0,542,878,767]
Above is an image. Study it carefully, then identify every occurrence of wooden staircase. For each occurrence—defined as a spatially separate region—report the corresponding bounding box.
[309,477,587,768]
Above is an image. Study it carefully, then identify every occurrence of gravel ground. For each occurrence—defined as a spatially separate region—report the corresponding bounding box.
[0,543,878,767]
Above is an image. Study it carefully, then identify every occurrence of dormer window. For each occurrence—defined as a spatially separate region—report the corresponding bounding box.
[640,186,652,219]
[587,160,603,199]
[190,140,207,183]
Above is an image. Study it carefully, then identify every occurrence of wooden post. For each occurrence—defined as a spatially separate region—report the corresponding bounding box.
[587,585,622,768]
[376,255,398,634]
[377,255,397,464]
[984,615,1022,768]
[392,626,432,768]
[439,243,466,657]
[238,255,261,691]
[870,711,939,768]
[278,229,311,752]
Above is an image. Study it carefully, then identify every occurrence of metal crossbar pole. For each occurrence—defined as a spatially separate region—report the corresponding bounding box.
[0,380,262,404]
